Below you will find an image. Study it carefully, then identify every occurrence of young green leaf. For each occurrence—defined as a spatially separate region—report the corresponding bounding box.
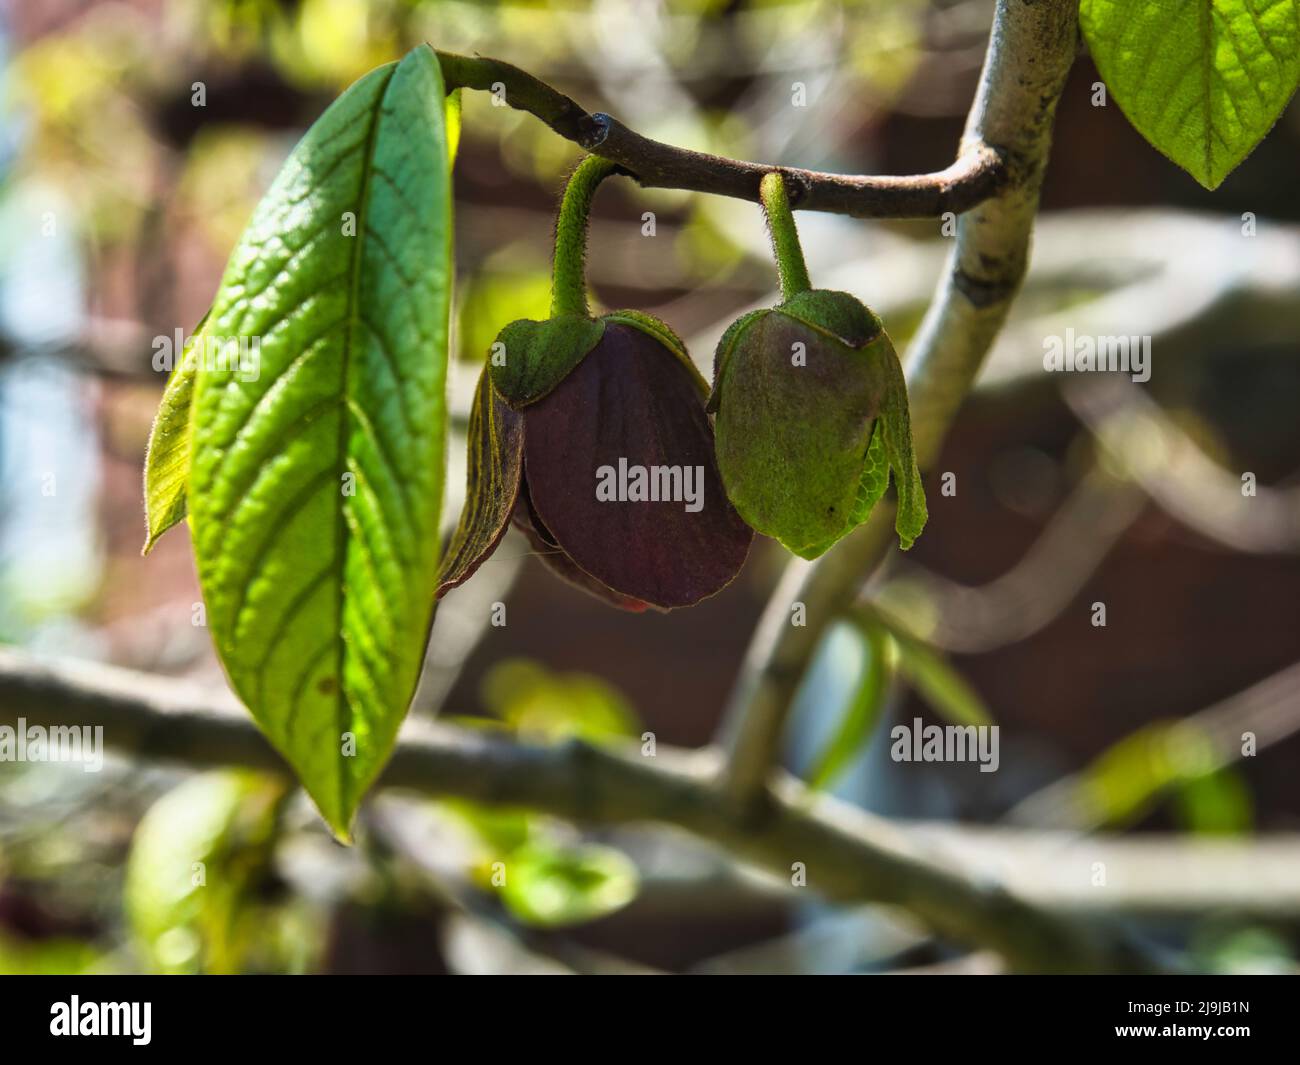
[1081,0,1300,189]
[883,616,993,733]
[807,620,892,790]
[142,312,208,554]
[142,361,194,552]
[444,87,462,167]
[187,45,453,839]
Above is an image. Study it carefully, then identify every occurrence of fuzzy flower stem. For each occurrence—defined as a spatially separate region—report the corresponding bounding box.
[551,155,619,319]
[760,172,812,300]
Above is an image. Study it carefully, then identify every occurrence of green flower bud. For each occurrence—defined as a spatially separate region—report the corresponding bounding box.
[709,173,927,558]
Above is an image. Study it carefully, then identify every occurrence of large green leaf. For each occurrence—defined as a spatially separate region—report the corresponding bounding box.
[188,45,453,838]
[1081,0,1300,189]
[143,84,461,559]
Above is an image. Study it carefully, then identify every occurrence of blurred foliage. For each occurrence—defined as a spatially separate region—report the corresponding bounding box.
[675,201,746,281]
[1077,721,1253,834]
[1174,768,1253,836]
[0,933,104,975]
[437,659,641,927]
[477,656,640,744]
[446,804,641,929]
[124,770,314,973]
[876,611,992,728]
[174,129,273,254]
[1,0,937,295]
[457,248,552,362]
[195,0,401,88]
[1191,924,1294,975]
[497,841,637,927]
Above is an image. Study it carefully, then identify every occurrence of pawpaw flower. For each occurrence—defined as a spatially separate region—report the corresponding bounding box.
[709,172,927,559]
[435,157,751,611]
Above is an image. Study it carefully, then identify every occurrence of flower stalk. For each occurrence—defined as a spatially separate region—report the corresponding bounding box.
[759,172,811,301]
[550,155,619,318]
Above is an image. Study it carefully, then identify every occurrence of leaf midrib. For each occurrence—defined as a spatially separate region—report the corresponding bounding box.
[332,63,399,818]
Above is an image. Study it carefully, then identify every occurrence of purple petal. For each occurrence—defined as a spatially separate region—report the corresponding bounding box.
[510,489,651,612]
[522,322,752,609]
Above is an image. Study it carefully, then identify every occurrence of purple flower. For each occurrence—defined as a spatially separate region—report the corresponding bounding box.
[437,318,752,611]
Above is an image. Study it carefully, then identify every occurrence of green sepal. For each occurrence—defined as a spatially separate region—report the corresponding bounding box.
[794,422,889,560]
[875,333,927,550]
[850,420,890,527]
[706,308,769,413]
[602,309,709,397]
[777,289,881,348]
[794,334,927,555]
[436,368,524,597]
[488,315,605,408]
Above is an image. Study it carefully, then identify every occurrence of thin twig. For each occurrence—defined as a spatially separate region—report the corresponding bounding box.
[434,49,1004,219]
[1067,376,1300,554]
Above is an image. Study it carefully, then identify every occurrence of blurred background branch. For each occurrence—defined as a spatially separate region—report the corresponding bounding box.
[0,644,1254,973]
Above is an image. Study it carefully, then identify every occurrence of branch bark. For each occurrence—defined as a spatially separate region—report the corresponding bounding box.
[0,647,1175,973]
[718,0,1081,804]
[434,50,1004,219]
